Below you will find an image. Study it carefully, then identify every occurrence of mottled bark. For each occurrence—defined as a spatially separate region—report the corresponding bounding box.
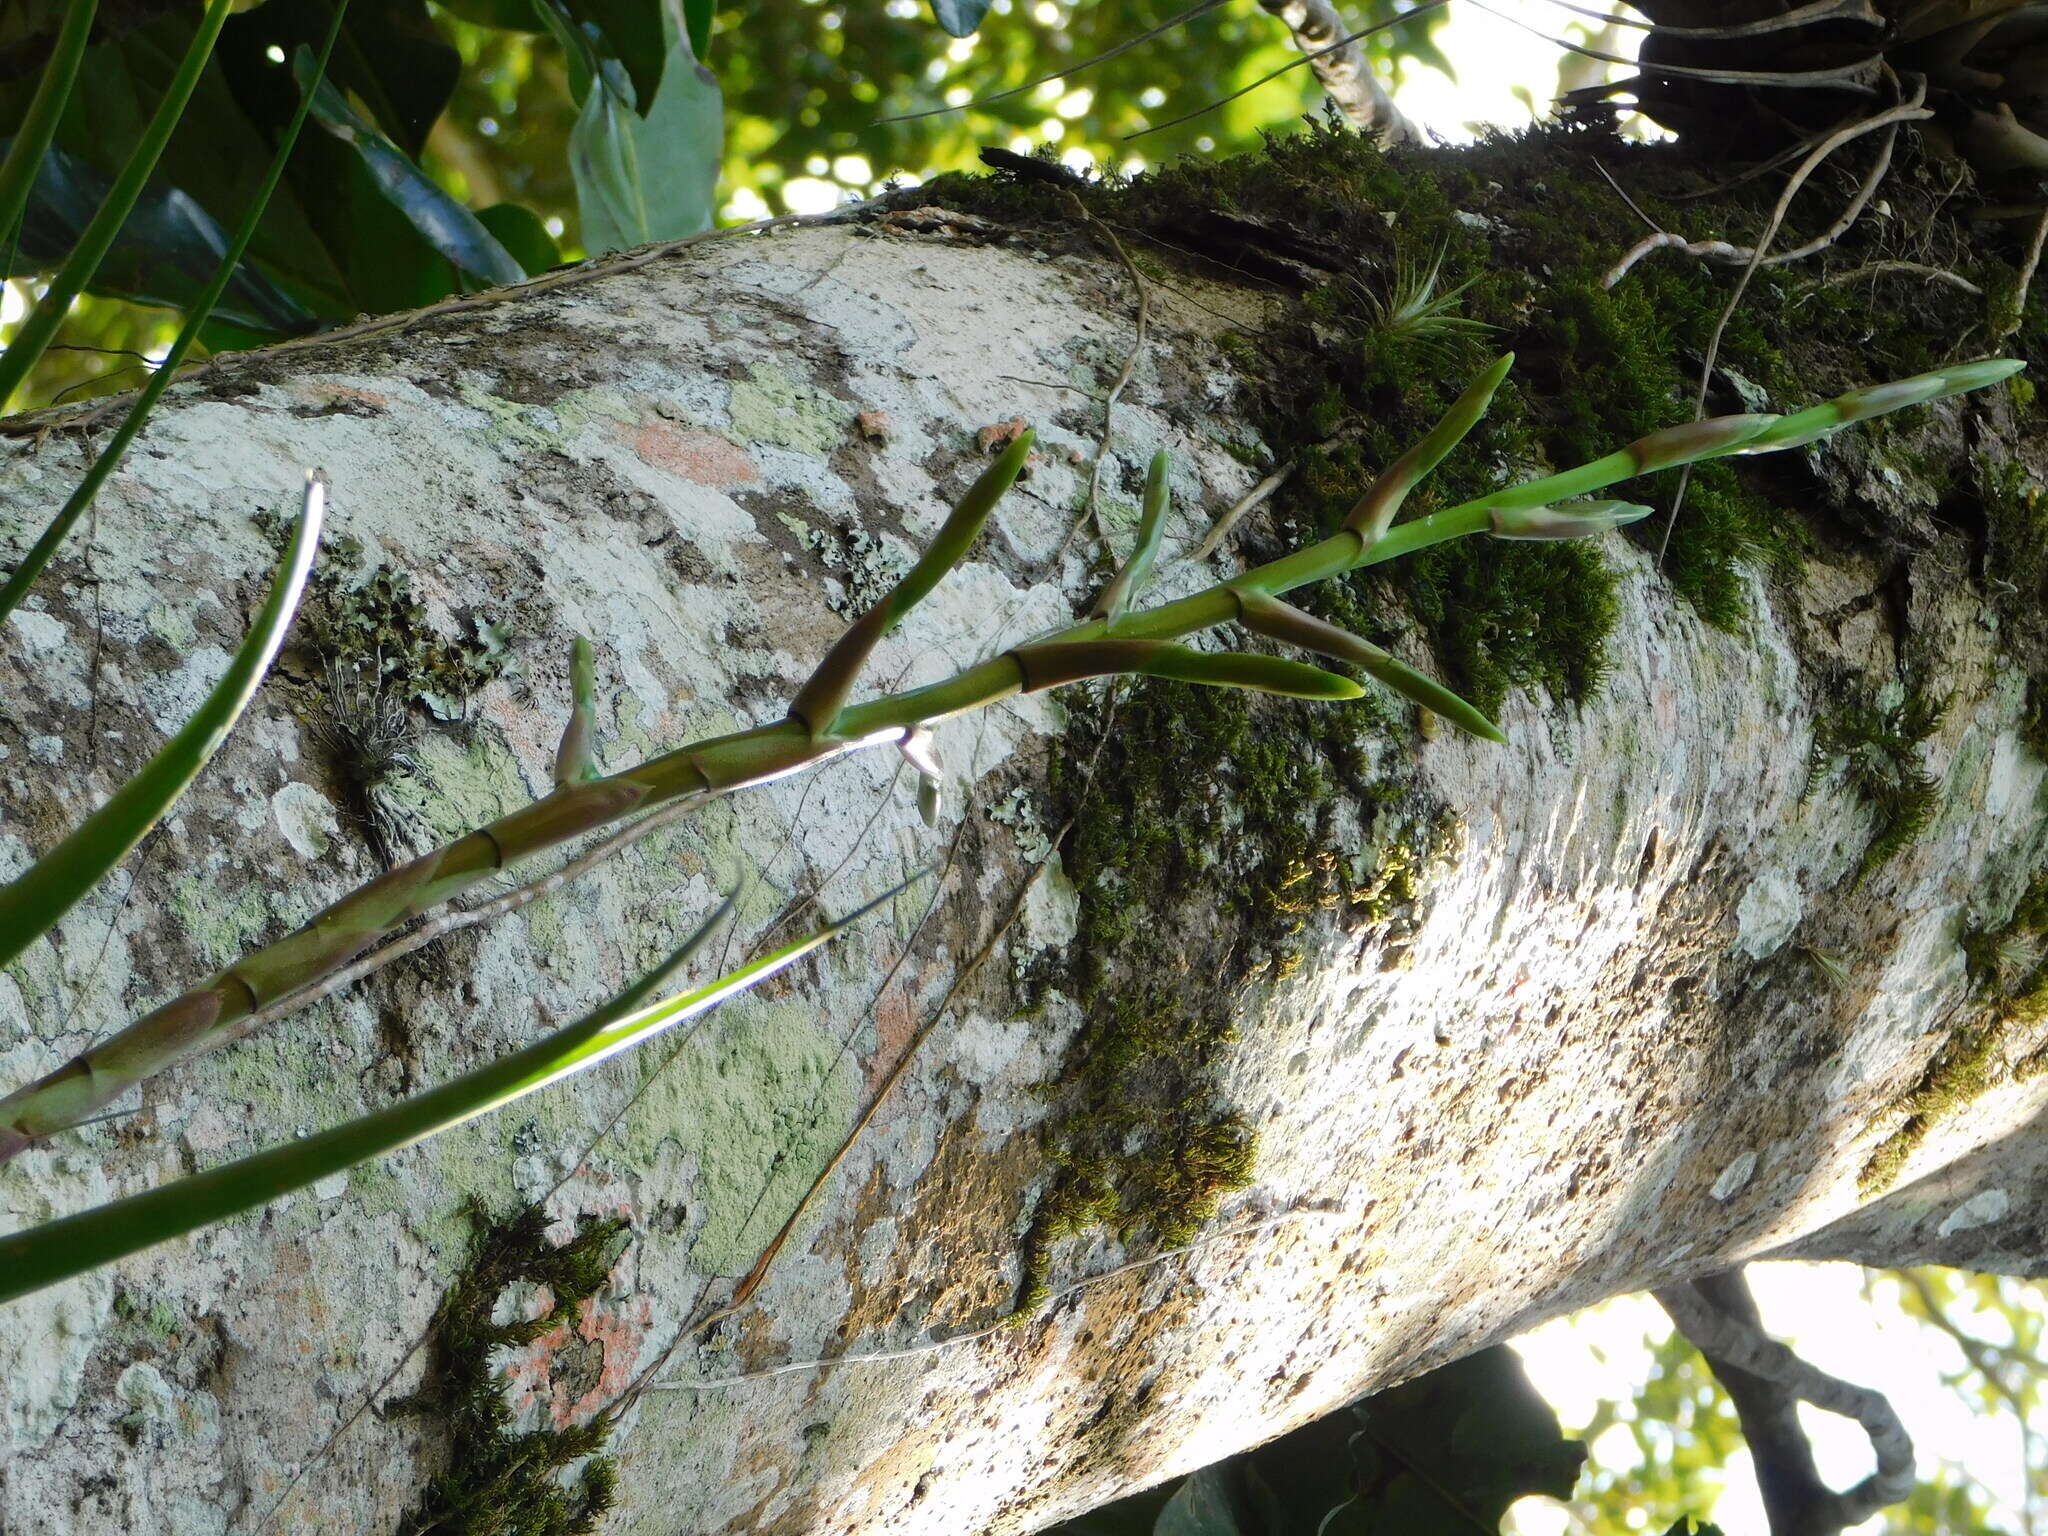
[0,155,2043,1535]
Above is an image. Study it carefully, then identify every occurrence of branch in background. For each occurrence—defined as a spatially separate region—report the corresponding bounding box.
[1655,1269,1916,1536]
[1255,0,1423,147]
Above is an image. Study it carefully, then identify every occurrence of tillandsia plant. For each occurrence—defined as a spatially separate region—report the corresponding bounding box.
[0,349,2025,1215]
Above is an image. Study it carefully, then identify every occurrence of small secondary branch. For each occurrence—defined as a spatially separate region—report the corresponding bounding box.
[1656,1269,1915,1536]
[1255,0,1422,147]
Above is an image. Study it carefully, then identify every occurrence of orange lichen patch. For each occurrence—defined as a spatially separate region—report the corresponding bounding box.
[498,1289,653,1430]
[627,420,761,487]
[977,417,1028,454]
[866,973,917,1096]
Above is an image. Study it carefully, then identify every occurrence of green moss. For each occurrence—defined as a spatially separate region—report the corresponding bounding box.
[1865,866,2048,1193]
[1807,682,1946,881]
[1012,672,1451,1312]
[252,509,512,721]
[1859,1020,2004,1197]
[2024,678,2048,764]
[393,1202,626,1536]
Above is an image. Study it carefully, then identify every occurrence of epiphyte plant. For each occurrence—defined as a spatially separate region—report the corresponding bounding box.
[0,350,2023,1295]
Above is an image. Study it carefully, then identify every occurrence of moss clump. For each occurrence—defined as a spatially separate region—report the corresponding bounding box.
[253,509,513,720]
[1974,457,2048,754]
[392,1203,626,1536]
[2024,676,2048,764]
[1013,671,1450,1313]
[1864,868,2048,1193]
[1960,868,2048,1024]
[1807,682,1946,880]
[1857,1021,2003,1196]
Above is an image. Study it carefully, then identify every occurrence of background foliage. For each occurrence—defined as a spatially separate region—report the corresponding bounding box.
[0,0,1444,408]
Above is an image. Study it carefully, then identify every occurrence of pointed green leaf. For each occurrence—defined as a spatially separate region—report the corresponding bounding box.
[1488,500,1653,541]
[1347,352,1513,544]
[1234,590,1503,741]
[1093,449,1173,622]
[0,474,325,970]
[0,874,923,1304]
[790,429,1032,735]
[1142,647,1363,700]
[553,636,599,787]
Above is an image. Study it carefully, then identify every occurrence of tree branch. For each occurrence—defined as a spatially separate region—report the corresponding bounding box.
[1254,0,1423,147]
[1655,1269,1915,1536]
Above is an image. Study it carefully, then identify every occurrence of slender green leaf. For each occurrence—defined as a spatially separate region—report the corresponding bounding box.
[1092,448,1172,622]
[1140,645,1362,700]
[0,0,98,260]
[294,48,526,287]
[0,3,345,627]
[0,875,921,1305]
[1347,352,1512,544]
[0,0,237,412]
[1235,590,1504,741]
[789,429,1032,734]
[0,474,325,971]
[2,144,316,333]
[554,635,598,786]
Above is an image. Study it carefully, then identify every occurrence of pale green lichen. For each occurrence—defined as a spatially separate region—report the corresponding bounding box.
[616,996,856,1273]
[165,874,271,969]
[386,731,536,845]
[779,510,913,619]
[727,362,846,457]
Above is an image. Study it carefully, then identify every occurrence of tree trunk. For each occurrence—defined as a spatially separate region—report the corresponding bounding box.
[1,133,2044,1533]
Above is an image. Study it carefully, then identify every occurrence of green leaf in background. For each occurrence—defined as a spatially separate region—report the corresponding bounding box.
[295,45,527,286]
[0,474,323,970]
[1345,1345,1587,1533]
[540,0,722,255]
[681,0,712,62]
[3,142,315,333]
[476,200,561,273]
[929,0,992,39]
[564,0,674,108]
[1046,1346,1585,1536]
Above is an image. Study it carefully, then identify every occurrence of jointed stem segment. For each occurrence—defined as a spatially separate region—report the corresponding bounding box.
[0,353,2022,1163]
